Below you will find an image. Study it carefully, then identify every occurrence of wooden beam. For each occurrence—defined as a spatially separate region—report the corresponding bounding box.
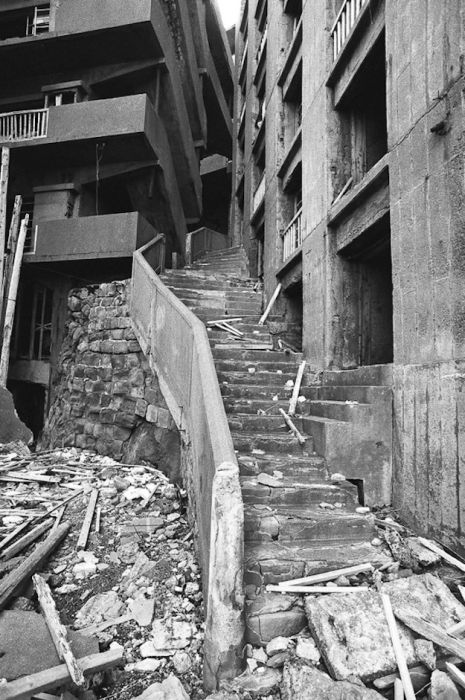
[445,662,465,690]
[393,678,404,700]
[0,522,70,611]
[1,520,53,561]
[381,594,416,700]
[394,608,465,662]
[259,283,282,325]
[0,648,123,700]
[277,562,373,587]
[417,537,465,573]
[279,408,306,445]
[288,360,306,416]
[76,489,98,550]
[33,575,85,687]
[0,148,10,319]
[267,584,368,594]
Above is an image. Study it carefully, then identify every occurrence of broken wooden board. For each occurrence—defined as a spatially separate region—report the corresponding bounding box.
[305,573,465,682]
[0,648,123,700]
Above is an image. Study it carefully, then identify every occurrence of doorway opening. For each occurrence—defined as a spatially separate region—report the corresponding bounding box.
[8,380,46,442]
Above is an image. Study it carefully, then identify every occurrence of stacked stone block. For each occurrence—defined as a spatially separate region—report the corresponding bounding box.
[43,281,179,471]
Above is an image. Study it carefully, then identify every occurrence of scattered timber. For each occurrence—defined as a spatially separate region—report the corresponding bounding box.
[266,584,369,594]
[417,537,465,573]
[0,147,10,322]
[0,648,123,700]
[279,408,306,445]
[381,594,416,700]
[1,519,53,561]
[259,283,282,325]
[76,489,99,550]
[0,522,70,611]
[394,678,404,700]
[33,574,85,687]
[277,563,373,587]
[445,662,465,690]
[394,608,465,662]
[288,360,306,416]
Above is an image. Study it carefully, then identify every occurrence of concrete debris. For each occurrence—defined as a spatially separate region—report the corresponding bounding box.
[430,669,461,699]
[295,635,321,664]
[413,638,436,671]
[265,635,290,656]
[282,661,385,699]
[0,445,204,699]
[221,666,282,697]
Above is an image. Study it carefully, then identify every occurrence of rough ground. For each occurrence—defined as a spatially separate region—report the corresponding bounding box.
[1,444,465,699]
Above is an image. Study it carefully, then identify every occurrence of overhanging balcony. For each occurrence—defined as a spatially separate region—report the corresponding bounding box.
[282,208,303,262]
[1,95,158,167]
[252,174,266,219]
[0,0,164,81]
[24,212,157,263]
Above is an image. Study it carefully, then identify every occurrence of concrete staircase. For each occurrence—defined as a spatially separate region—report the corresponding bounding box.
[161,247,384,646]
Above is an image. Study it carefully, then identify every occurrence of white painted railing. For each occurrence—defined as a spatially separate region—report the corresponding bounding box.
[331,0,368,60]
[253,173,265,213]
[0,109,49,142]
[282,208,302,261]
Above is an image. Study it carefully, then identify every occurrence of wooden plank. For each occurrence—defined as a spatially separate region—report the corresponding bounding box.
[445,662,465,690]
[94,505,101,534]
[0,473,61,484]
[259,283,282,325]
[394,608,465,662]
[393,678,404,700]
[33,574,85,687]
[447,618,465,635]
[381,594,416,700]
[417,537,465,573]
[76,489,98,550]
[0,519,32,552]
[0,648,123,700]
[0,522,70,611]
[279,408,306,445]
[288,360,306,416]
[277,562,373,587]
[1,194,21,330]
[0,147,10,319]
[266,584,369,594]
[34,490,84,526]
[80,613,133,637]
[1,520,53,561]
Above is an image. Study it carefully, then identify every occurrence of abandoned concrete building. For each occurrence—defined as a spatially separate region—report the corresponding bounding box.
[0,0,234,437]
[1,0,465,695]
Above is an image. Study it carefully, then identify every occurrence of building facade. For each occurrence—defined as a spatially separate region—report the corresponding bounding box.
[231,0,465,551]
[0,0,234,434]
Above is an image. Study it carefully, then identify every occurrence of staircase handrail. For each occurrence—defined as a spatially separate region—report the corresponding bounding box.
[185,226,228,265]
[131,237,245,690]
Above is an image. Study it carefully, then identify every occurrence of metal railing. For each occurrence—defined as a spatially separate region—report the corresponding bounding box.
[185,227,228,265]
[26,6,51,36]
[253,173,265,213]
[131,238,244,689]
[0,108,49,142]
[331,0,368,60]
[282,207,302,261]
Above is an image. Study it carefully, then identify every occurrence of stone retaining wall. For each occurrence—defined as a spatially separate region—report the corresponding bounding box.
[43,280,180,480]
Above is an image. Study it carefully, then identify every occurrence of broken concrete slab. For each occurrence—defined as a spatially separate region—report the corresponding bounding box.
[0,610,98,681]
[430,669,460,699]
[281,661,385,699]
[74,591,124,629]
[246,591,306,645]
[0,387,32,445]
[305,573,465,681]
[221,667,282,697]
[131,673,189,700]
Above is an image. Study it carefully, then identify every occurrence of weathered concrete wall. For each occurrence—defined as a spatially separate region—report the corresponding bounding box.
[387,0,465,550]
[42,280,180,481]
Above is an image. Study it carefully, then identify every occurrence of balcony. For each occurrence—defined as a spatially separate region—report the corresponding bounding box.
[278,18,302,97]
[24,212,157,263]
[331,0,368,61]
[0,95,159,166]
[252,174,266,217]
[0,0,165,81]
[282,208,303,262]
[255,27,267,65]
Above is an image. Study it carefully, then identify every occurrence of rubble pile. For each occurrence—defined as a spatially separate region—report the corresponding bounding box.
[0,443,204,700]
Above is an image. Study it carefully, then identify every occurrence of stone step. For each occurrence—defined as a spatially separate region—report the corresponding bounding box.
[244,504,374,544]
[174,298,262,313]
[232,431,314,455]
[194,246,244,259]
[301,416,350,459]
[228,413,304,432]
[213,347,302,363]
[217,370,299,386]
[244,541,389,645]
[240,478,357,508]
[306,385,391,404]
[223,397,302,415]
[220,382,310,400]
[237,453,327,481]
[216,358,304,374]
[182,307,263,321]
[305,400,371,422]
[161,275,257,290]
[322,364,393,387]
[165,286,262,302]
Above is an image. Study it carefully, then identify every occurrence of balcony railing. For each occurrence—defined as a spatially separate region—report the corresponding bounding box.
[253,173,265,213]
[0,109,49,142]
[331,0,368,61]
[282,208,302,261]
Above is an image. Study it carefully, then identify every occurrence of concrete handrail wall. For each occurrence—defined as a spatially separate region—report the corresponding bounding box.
[185,226,228,265]
[131,238,244,690]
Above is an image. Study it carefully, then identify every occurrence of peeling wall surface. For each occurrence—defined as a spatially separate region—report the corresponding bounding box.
[42,281,180,481]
